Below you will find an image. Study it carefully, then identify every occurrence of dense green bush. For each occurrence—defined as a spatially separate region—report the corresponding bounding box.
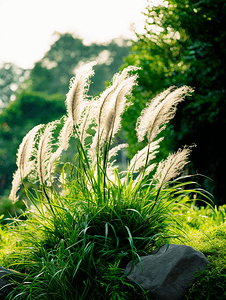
[122,0,226,204]
[0,62,207,299]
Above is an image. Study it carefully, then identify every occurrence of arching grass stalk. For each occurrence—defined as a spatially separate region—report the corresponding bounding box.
[41,185,56,217]
[73,132,103,206]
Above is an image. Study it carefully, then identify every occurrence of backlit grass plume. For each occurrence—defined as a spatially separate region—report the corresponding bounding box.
[66,61,96,127]
[136,86,194,144]
[9,124,43,202]
[6,62,210,299]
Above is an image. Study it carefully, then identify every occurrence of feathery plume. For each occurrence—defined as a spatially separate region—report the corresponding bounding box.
[65,61,96,127]
[9,169,21,203]
[97,74,138,148]
[97,68,138,130]
[132,163,157,188]
[112,65,140,87]
[136,86,194,144]
[79,99,98,146]
[47,147,63,186]
[37,121,58,186]
[143,163,157,177]
[17,124,43,178]
[9,124,43,202]
[153,146,192,189]
[46,116,74,184]
[106,164,117,184]
[89,67,138,164]
[97,85,117,129]
[59,171,67,186]
[105,143,129,182]
[112,75,138,137]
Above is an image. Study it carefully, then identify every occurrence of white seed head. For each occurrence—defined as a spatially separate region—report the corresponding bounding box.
[136,86,194,143]
[37,121,58,185]
[154,146,192,189]
[66,61,96,127]
[9,124,43,202]
[58,116,73,151]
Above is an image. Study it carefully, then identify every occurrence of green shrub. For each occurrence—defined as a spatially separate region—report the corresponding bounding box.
[183,223,226,300]
[2,62,209,299]
[185,264,226,300]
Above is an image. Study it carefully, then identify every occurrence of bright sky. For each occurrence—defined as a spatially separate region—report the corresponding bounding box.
[0,0,159,69]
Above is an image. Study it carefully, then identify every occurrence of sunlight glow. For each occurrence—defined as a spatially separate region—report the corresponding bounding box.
[0,0,161,69]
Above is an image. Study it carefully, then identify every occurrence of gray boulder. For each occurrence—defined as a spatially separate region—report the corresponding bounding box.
[125,244,209,300]
[0,266,14,299]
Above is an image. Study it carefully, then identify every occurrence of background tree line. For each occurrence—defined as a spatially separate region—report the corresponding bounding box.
[0,0,225,216]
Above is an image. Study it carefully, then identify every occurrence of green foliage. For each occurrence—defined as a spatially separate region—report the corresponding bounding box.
[171,200,226,299]
[122,0,226,204]
[0,91,65,128]
[0,196,26,225]
[92,261,151,300]
[2,206,226,299]
[170,221,226,299]
[173,197,226,230]
[185,265,226,300]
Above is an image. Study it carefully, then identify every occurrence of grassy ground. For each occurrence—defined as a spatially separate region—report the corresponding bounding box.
[170,204,226,300]
[0,203,225,300]
[184,224,226,299]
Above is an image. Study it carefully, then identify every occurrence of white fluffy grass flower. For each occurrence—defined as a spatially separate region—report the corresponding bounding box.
[136,86,194,144]
[97,67,138,133]
[97,66,139,130]
[106,143,129,183]
[65,61,96,127]
[79,99,99,146]
[111,75,138,137]
[89,70,138,165]
[9,124,43,202]
[47,116,74,185]
[57,116,74,151]
[37,121,59,186]
[153,146,193,189]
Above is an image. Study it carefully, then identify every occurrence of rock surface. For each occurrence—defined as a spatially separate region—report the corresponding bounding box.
[0,266,14,299]
[125,244,209,300]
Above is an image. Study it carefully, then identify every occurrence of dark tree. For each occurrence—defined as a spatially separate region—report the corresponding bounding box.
[123,0,226,204]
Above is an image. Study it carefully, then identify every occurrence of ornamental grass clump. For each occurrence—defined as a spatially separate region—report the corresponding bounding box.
[5,62,205,299]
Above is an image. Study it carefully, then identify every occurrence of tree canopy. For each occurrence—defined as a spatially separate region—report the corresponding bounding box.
[122,0,226,204]
[0,63,28,109]
[26,32,131,96]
